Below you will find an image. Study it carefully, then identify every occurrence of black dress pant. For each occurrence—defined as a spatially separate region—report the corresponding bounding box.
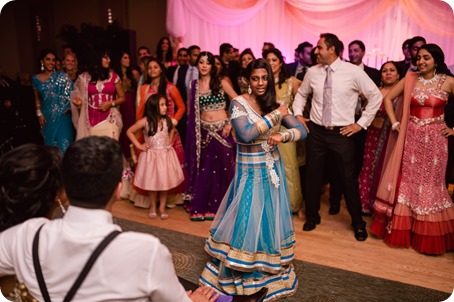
[305,122,365,227]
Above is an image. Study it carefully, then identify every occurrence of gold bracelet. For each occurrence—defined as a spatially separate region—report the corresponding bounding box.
[270,109,283,124]
[278,130,291,142]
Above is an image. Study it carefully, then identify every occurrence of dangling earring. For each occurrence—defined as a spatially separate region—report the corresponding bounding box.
[434,64,437,76]
[247,84,252,95]
[40,62,44,72]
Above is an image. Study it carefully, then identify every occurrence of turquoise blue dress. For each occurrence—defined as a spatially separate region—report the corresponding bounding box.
[32,71,74,153]
[200,96,307,301]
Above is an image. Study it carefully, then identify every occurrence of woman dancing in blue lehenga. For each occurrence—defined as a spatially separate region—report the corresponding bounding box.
[200,59,307,301]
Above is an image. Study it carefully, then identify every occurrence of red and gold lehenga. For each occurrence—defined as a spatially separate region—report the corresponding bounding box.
[358,100,395,214]
[371,73,454,255]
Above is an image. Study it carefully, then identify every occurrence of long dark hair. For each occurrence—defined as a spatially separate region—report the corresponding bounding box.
[418,44,453,77]
[144,58,168,96]
[214,55,227,77]
[144,94,173,136]
[0,144,63,231]
[196,51,221,96]
[113,51,134,81]
[240,48,255,67]
[156,37,173,64]
[88,50,111,82]
[244,58,279,115]
[113,51,136,91]
[263,48,289,89]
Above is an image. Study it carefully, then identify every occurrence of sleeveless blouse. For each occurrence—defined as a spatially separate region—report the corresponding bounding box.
[410,74,448,124]
[199,89,227,112]
[143,121,170,150]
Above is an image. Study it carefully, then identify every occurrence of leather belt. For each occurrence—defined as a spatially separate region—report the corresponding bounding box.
[312,122,346,131]
[324,126,343,130]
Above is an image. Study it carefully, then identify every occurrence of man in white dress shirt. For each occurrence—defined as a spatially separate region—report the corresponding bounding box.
[186,45,201,97]
[293,33,382,241]
[0,137,217,301]
[0,137,267,302]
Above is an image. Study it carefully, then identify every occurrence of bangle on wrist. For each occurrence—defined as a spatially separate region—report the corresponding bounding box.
[111,101,116,107]
[392,121,400,130]
[36,109,43,117]
[278,129,292,143]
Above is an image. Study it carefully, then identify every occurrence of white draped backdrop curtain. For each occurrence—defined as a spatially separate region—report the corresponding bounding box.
[166,0,454,68]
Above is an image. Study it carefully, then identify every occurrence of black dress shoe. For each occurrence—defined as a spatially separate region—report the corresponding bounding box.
[303,218,320,231]
[231,287,268,302]
[361,210,373,217]
[328,204,340,215]
[353,225,368,241]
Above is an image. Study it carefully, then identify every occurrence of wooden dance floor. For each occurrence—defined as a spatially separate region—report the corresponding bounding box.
[112,186,454,294]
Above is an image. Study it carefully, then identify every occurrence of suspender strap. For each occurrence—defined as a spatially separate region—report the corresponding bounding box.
[63,230,121,302]
[33,224,51,302]
[32,224,121,302]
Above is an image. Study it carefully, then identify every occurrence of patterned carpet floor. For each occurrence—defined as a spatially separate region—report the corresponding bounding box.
[115,217,450,302]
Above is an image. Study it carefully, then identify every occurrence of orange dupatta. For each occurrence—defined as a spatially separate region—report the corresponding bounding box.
[373,72,418,217]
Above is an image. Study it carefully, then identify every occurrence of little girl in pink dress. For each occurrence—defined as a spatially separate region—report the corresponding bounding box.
[127,94,184,219]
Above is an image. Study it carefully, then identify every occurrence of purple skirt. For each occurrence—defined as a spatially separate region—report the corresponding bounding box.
[190,127,236,217]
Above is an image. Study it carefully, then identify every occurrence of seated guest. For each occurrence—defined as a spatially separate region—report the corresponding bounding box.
[0,136,265,302]
[0,144,64,299]
[0,144,64,232]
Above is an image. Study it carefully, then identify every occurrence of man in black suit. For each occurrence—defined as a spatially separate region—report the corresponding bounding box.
[405,36,426,76]
[219,43,241,94]
[165,47,192,146]
[166,47,189,94]
[348,40,381,175]
[286,42,313,81]
[348,40,380,86]
[395,39,411,79]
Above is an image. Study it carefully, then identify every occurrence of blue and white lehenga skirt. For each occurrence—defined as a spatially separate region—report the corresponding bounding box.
[200,144,298,301]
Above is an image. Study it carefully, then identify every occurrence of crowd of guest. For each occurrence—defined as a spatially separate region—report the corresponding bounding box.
[1,31,454,301]
[0,35,454,248]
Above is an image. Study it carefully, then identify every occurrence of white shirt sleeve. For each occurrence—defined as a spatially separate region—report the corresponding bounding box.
[354,69,383,129]
[293,71,312,116]
[147,241,192,302]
